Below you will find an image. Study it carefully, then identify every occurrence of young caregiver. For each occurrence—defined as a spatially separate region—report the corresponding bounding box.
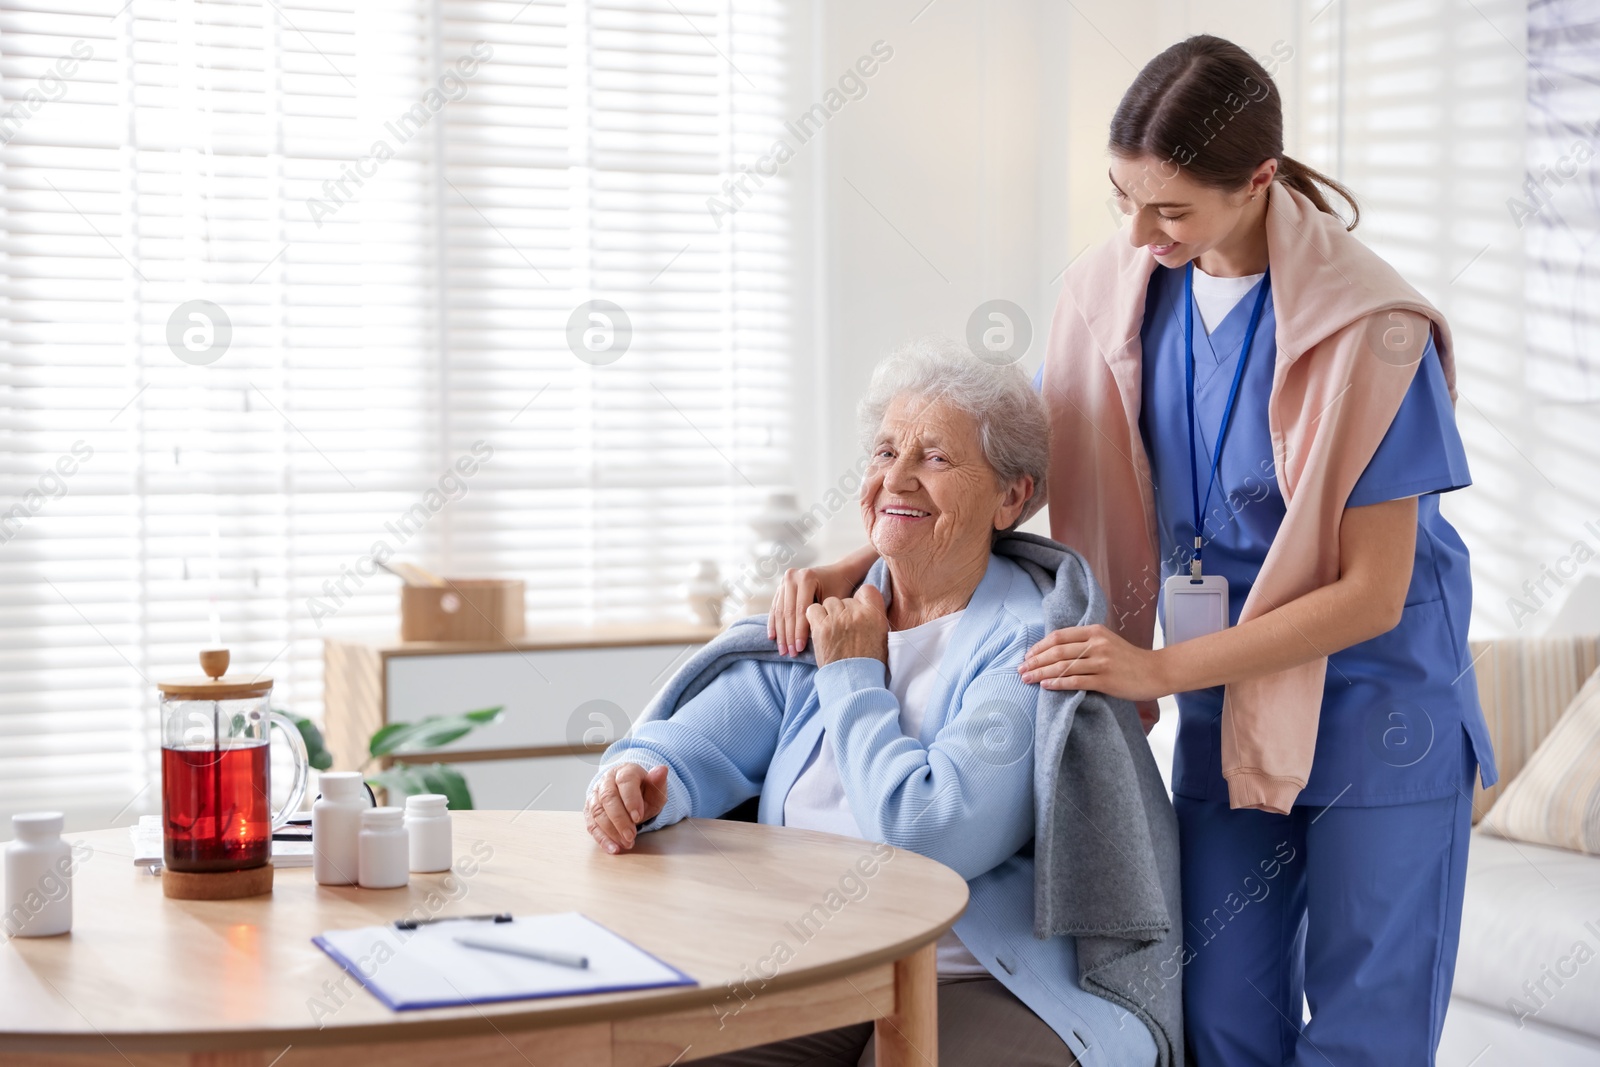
[772,35,1497,1067]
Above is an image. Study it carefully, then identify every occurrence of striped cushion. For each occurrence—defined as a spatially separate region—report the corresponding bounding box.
[1468,635,1600,822]
[1481,664,1600,854]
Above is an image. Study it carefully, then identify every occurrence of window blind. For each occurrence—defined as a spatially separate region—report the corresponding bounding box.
[1295,0,1536,639]
[0,0,792,825]
[1523,0,1600,402]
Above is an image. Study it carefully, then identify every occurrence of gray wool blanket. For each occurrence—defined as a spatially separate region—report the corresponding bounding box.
[998,531,1183,1066]
[630,531,1183,1066]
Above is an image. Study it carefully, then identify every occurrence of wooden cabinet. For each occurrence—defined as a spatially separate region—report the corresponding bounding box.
[322,623,718,811]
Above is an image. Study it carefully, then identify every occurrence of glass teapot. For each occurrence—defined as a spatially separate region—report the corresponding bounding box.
[157,649,308,873]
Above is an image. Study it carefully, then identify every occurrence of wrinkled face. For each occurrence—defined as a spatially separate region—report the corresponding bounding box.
[1108,153,1270,270]
[859,394,1030,568]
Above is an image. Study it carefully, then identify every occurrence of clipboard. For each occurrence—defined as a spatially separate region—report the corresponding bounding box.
[312,912,696,1011]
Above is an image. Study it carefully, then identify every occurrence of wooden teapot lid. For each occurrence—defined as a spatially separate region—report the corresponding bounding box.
[157,649,273,700]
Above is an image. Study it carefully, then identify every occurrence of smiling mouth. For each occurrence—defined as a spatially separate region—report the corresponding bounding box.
[880,506,930,519]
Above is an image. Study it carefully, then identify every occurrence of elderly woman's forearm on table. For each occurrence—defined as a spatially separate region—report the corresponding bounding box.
[586,658,788,852]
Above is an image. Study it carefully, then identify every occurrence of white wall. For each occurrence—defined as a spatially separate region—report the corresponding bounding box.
[791,0,1065,556]
[797,0,1597,642]
[797,0,1298,558]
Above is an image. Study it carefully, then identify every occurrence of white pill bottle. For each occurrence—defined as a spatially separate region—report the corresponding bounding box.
[404,793,453,873]
[357,807,410,889]
[4,812,73,937]
[312,771,367,886]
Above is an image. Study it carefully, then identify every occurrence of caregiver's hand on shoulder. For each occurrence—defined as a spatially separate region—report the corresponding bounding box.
[806,585,890,668]
[1020,623,1168,703]
[769,546,879,656]
[769,561,859,656]
[585,763,669,855]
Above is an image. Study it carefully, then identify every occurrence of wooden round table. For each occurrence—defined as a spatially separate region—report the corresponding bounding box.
[1,811,969,1066]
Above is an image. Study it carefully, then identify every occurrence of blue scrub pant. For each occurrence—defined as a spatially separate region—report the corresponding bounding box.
[1175,765,1474,1065]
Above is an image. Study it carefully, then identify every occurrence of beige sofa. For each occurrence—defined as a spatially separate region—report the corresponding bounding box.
[1439,636,1600,1066]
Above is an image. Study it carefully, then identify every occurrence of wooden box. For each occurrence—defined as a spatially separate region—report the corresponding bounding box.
[400,579,525,642]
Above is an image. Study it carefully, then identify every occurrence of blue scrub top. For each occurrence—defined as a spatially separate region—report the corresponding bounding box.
[1133,265,1497,806]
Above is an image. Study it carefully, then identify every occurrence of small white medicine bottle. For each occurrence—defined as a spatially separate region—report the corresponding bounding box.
[404,794,452,873]
[357,807,409,889]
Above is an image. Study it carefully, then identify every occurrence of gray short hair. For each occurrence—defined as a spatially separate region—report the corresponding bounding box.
[857,336,1050,530]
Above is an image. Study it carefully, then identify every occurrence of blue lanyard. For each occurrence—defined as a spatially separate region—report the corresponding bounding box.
[1183,261,1271,577]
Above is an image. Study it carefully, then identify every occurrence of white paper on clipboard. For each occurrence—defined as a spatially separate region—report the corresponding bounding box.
[312,912,696,1011]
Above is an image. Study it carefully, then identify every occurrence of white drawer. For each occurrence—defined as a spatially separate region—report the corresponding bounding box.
[384,644,701,753]
[451,754,600,813]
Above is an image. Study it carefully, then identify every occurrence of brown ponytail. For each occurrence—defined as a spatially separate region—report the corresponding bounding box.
[1276,153,1360,230]
[1109,35,1361,230]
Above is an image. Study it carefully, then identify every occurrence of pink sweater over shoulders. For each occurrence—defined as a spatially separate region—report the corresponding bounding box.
[1041,182,1456,814]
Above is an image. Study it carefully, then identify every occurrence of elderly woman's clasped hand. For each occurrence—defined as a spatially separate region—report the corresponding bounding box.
[805,584,889,667]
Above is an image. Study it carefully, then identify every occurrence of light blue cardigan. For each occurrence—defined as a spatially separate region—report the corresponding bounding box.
[598,550,1162,1067]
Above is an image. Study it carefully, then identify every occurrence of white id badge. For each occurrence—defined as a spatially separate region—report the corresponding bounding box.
[1163,573,1229,644]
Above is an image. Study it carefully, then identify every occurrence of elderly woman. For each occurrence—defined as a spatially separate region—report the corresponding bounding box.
[585,338,1167,1067]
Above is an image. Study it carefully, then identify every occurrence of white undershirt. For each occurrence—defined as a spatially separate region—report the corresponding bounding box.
[783,610,989,976]
[1191,265,1266,335]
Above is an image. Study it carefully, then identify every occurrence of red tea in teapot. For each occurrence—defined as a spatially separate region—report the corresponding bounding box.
[161,741,271,872]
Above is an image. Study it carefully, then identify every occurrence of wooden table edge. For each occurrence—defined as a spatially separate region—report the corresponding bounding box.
[0,946,943,1066]
[0,910,962,1056]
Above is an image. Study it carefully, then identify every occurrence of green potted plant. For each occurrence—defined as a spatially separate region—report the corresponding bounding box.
[287,706,504,810]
